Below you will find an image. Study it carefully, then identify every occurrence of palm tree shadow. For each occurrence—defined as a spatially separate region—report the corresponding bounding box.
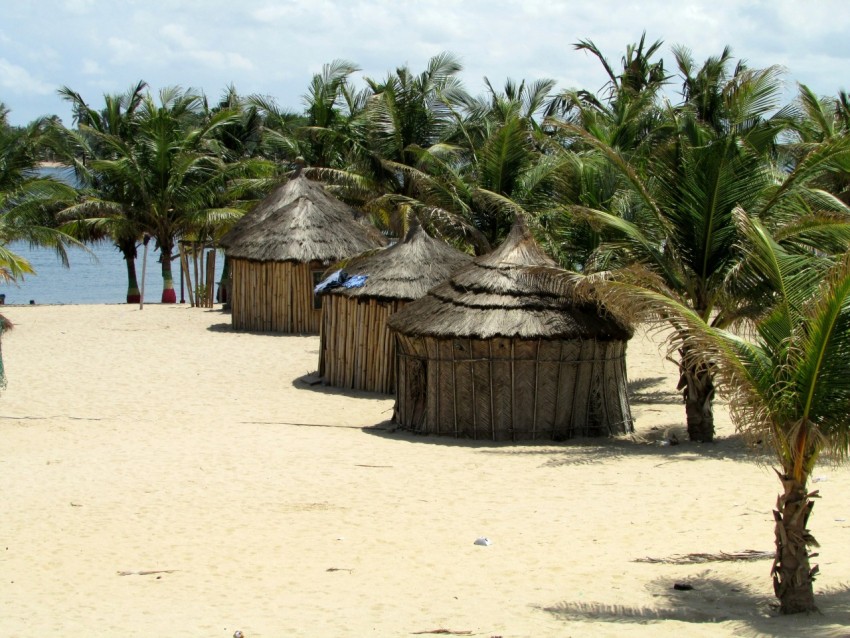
[542,571,850,637]
[629,376,682,405]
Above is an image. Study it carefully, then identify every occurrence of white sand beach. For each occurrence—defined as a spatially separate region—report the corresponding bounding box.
[1,304,848,637]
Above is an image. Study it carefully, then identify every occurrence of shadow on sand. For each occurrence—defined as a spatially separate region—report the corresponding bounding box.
[360,419,771,466]
[629,375,684,405]
[542,571,850,637]
[206,322,319,339]
[289,374,393,402]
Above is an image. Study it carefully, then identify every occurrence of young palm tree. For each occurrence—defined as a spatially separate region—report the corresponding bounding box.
[363,75,567,252]
[362,52,468,200]
[780,84,850,206]
[530,209,849,613]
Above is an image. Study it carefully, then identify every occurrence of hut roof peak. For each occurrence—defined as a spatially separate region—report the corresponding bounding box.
[221,174,385,262]
[322,224,472,301]
[387,216,631,340]
[478,215,555,269]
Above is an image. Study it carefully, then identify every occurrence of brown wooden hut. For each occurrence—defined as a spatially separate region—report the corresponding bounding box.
[317,224,473,393]
[220,174,386,333]
[387,219,634,441]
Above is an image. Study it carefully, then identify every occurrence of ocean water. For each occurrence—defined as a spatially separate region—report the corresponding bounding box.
[1,165,224,305]
[2,241,225,305]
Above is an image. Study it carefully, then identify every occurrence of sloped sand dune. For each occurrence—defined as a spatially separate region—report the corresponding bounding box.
[1,304,848,637]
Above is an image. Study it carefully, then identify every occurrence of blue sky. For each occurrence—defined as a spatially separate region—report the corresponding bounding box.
[2,0,849,127]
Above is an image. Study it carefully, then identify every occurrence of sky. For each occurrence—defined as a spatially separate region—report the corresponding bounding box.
[2,0,849,127]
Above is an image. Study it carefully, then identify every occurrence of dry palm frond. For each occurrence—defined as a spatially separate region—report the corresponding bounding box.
[634,550,774,564]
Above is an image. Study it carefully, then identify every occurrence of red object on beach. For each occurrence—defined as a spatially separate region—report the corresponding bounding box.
[161,288,177,303]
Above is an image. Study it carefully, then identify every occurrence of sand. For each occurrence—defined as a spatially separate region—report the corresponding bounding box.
[1,304,848,637]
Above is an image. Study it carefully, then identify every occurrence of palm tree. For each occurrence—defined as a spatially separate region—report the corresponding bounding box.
[551,56,850,441]
[0,106,81,282]
[529,206,850,613]
[780,84,850,206]
[566,212,848,613]
[359,74,566,253]
[56,81,149,302]
[361,52,468,204]
[76,87,241,302]
[573,33,669,109]
[541,37,674,272]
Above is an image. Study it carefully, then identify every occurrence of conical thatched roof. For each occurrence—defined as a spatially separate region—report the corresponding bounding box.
[322,224,473,301]
[387,218,632,340]
[221,174,386,262]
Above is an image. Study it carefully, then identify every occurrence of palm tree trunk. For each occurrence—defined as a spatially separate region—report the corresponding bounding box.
[772,471,819,614]
[124,252,140,304]
[677,346,715,442]
[116,238,140,304]
[159,240,177,303]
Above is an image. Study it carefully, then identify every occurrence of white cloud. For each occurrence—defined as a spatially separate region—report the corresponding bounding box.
[4,0,850,126]
[0,58,55,95]
[106,36,142,63]
[187,50,254,72]
[62,0,96,15]
[160,23,199,49]
[81,59,103,75]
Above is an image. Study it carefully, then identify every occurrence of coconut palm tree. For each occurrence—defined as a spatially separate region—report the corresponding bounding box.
[362,52,468,201]
[551,67,850,441]
[78,87,242,302]
[361,74,567,253]
[530,207,850,613]
[56,81,149,301]
[540,37,675,273]
[296,54,472,240]
[0,107,80,281]
[780,84,850,206]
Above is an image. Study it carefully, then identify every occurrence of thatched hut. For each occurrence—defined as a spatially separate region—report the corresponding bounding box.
[317,224,473,393]
[387,219,634,441]
[220,174,386,333]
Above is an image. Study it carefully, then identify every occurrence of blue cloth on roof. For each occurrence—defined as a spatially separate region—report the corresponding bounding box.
[314,269,347,293]
[342,274,368,289]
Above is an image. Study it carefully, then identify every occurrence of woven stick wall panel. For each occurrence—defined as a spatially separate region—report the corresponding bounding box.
[470,339,491,436]
[230,259,321,333]
[604,341,633,433]
[535,340,562,438]
[435,339,454,435]
[392,333,632,441]
[511,339,539,439]
[568,340,594,436]
[449,339,473,438]
[319,297,400,393]
[490,338,513,440]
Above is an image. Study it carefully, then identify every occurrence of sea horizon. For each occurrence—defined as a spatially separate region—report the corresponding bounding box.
[3,241,225,306]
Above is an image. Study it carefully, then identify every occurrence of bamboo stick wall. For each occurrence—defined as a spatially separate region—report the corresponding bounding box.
[318,295,402,393]
[393,334,633,441]
[230,258,323,333]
